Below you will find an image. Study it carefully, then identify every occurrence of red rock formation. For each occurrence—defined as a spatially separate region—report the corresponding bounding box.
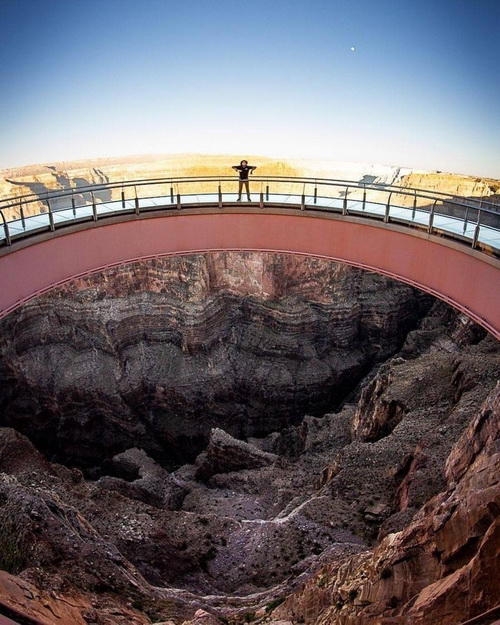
[0,569,149,625]
[270,383,500,625]
[351,365,406,442]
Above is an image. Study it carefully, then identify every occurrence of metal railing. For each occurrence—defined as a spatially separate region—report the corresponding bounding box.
[1,176,499,255]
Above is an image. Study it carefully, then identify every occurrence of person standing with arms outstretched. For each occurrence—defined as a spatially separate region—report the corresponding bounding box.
[232,160,257,201]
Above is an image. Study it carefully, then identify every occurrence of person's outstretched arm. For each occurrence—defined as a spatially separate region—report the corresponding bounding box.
[250,166,257,173]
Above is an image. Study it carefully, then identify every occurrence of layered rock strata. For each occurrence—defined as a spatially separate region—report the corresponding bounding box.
[0,252,432,470]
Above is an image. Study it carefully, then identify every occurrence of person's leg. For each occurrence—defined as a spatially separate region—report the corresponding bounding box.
[244,180,250,200]
[237,180,243,200]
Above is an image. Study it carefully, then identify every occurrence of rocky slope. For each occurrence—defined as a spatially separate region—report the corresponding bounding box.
[0,252,498,625]
[269,371,500,625]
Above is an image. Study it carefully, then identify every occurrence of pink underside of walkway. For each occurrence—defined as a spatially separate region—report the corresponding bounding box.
[1,212,499,339]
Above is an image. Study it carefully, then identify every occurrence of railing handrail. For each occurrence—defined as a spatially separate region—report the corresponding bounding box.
[0,176,499,258]
[1,175,499,214]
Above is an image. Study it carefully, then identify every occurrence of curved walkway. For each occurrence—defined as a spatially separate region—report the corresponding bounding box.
[2,177,500,254]
[1,207,499,339]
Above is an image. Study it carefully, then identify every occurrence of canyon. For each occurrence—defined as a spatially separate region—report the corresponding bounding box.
[0,157,498,625]
[0,254,433,471]
[0,252,497,625]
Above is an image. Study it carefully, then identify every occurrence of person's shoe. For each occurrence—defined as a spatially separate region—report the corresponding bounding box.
[247,196,252,201]
[236,197,241,201]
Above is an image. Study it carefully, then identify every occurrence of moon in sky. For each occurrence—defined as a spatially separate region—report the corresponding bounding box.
[350,46,355,52]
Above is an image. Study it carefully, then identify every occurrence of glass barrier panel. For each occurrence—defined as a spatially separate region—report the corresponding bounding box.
[267,179,304,199]
[3,197,46,222]
[313,181,345,203]
[219,179,240,198]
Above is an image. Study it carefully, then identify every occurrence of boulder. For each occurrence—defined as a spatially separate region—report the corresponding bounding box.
[195,428,278,481]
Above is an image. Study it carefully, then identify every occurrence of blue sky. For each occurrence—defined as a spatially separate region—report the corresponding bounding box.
[1,0,499,177]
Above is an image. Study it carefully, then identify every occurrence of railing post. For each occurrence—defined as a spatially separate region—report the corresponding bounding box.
[427,199,437,233]
[259,190,264,208]
[314,182,317,204]
[134,186,140,214]
[362,184,366,211]
[121,187,126,209]
[1,211,11,246]
[218,183,222,209]
[47,198,55,231]
[342,187,348,215]
[468,198,483,237]
[170,185,174,204]
[384,192,392,223]
[71,192,76,217]
[472,210,482,249]
[176,191,181,210]
[91,192,97,221]
[412,191,417,220]
[463,207,470,233]
[266,184,269,201]
[20,198,26,228]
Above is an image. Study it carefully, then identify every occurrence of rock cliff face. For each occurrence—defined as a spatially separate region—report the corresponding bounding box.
[0,250,498,625]
[0,252,432,470]
[400,171,500,199]
[271,378,500,625]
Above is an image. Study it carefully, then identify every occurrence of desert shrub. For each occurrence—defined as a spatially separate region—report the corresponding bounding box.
[316,573,329,588]
[0,519,28,574]
[265,596,285,613]
[199,545,218,572]
[312,542,323,555]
